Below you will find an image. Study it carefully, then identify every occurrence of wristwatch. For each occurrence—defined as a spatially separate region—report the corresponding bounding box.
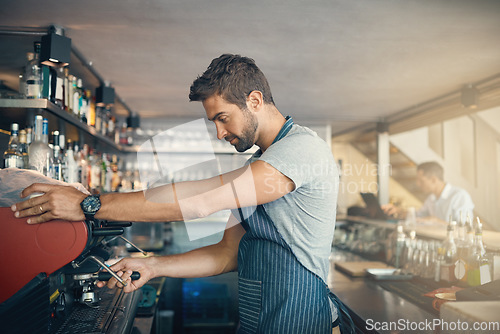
[80,195,101,220]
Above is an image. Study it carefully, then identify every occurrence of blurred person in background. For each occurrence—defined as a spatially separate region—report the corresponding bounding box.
[383,161,474,223]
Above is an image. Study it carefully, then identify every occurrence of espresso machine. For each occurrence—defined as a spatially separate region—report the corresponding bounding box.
[0,207,142,334]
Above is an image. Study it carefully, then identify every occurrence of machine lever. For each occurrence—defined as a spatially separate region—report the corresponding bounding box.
[73,255,128,286]
[97,271,141,281]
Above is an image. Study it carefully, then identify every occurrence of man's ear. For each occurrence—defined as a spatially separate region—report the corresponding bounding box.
[246,90,264,111]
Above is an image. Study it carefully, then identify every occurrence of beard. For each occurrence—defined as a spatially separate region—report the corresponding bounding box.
[233,110,258,152]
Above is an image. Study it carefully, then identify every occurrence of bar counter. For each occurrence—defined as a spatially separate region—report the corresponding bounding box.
[327,248,438,334]
[330,216,500,334]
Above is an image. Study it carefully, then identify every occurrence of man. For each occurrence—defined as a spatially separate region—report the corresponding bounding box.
[12,54,347,333]
[383,161,474,223]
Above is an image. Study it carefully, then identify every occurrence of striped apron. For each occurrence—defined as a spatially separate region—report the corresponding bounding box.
[235,117,352,333]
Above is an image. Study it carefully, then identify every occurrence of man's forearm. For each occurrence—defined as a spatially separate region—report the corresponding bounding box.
[95,178,224,222]
[150,243,238,278]
[96,191,184,222]
[148,219,243,279]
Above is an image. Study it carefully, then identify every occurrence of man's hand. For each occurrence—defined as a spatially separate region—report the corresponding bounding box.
[11,183,88,224]
[381,203,403,218]
[97,257,157,293]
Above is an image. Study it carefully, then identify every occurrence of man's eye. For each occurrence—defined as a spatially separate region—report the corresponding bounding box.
[219,117,227,123]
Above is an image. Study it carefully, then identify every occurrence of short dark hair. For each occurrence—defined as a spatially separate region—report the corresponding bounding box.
[417,161,444,181]
[189,54,275,109]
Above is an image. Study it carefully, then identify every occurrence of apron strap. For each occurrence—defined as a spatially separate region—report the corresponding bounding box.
[329,291,356,334]
[272,115,294,144]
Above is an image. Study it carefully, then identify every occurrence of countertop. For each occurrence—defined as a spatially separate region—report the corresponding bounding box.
[328,249,439,334]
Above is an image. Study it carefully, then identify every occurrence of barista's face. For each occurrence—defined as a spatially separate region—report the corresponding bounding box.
[416,170,435,194]
[203,95,258,152]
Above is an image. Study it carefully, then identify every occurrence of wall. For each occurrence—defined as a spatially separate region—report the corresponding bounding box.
[331,142,421,216]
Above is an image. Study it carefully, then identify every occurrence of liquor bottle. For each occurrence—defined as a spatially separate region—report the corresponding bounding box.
[67,75,75,114]
[54,67,65,109]
[120,161,133,192]
[100,153,107,192]
[133,164,142,190]
[454,213,470,282]
[465,214,474,246]
[95,106,102,133]
[439,220,458,282]
[49,131,63,181]
[80,85,89,124]
[76,79,85,121]
[110,154,121,192]
[42,119,51,150]
[3,123,23,168]
[100,153,112,193]
[119,122,128,145]
[86,89,95,126]
[28,116,51,175]
[404,206,417,240]
[126,126,134,146]
[108,115,116,140]
[24,43,42,99]
[64,68,71,112]
[47,66,58,104]
[59,133,66,152]
[89,149,101,194]
[77,144,89,190]
[59,133,67,179]
[64,139,78,183]
[26,127,32,145]
[394,221,406,269]
[18,129,29,168]
[72,77,80,118]
[102,106,110,136]
[467,219,492,286]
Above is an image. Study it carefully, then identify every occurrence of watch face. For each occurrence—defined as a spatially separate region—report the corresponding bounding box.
[83,196,101,213]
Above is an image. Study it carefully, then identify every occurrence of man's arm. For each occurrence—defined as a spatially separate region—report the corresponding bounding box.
[97,214,245,293]
[13,160,294,224]
[381,203,406,219]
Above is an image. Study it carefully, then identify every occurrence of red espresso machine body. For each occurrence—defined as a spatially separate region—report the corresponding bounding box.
[0,207,89,304]
[0,207,141,334]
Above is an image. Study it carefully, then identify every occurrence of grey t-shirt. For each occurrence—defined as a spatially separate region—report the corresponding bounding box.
[248,124,339,282]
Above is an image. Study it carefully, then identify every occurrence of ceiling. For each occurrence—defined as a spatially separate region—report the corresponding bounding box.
[1,0,500,136]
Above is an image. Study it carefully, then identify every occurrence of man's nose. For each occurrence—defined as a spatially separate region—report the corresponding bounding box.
[216,124,227,140]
